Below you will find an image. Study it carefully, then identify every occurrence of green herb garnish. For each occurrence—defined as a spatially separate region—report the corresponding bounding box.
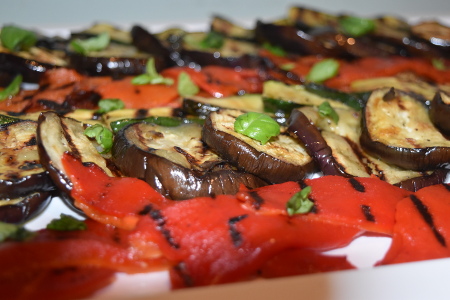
[262,42,286,57]
[318,101,339,124]
[234,112,280,145]
[70,32,110,55]
[280,63,295,71]
[46,214,87,231]
[96,98,125,114]
[84,124,114,153]
[110,116,204,133]
[432,58,446,71]
[177,71,199,97]
[132,58,174,86]
[306,59,340,83]
[286,186,314,216]
[0,222,34,242]
[0,25,37,51]
[339,16,375,37]
[200,31,225,49]
[0,74,22,101]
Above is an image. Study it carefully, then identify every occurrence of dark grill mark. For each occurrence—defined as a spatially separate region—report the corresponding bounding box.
[228,214,248,247]
[248,191,264,210]
[138,204,152,215]
[382,87,396,101]
[60,119,82,159]
[25,136,37,146]
[135,109,149,119]
[172,263,194,287]
[409,194,446,247]
[19,162,42,170]
[349,178,365,192]
[361,205,375,222]
[147,206,180,249]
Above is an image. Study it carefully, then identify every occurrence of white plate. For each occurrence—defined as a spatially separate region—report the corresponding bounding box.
[13,3,450,299]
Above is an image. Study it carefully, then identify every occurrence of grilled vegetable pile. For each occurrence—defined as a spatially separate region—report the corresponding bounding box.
[1,5,450,299]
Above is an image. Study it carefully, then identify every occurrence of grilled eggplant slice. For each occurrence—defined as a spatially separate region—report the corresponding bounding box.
[112,122,267,200]
[0,118,55,222]
[202,109,314,183]
[360,88,450,170]
[37,111,117,212]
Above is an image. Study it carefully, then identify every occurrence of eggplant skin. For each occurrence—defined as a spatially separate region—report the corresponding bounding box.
[0,191,51,224]
[394,169,448,192]
[429,91,450,136]
[360,88,450,171]
[202,109,314,184]
[0,52,57,83]
[112,122,267,200]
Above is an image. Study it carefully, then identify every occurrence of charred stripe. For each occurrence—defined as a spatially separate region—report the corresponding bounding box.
[147,206,180,249]
[228,214,248,247]
[349,178,365,192]
[361,204,375,222]
[409,194,446,247]
[248,191,264,210]
[172,262,194,287]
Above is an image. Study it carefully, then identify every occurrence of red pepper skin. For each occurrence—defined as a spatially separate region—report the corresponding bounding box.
[379,184,450,265]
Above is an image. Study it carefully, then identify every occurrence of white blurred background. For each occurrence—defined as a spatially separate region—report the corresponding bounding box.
[1,0,450,31]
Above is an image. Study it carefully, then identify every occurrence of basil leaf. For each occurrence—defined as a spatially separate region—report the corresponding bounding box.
[84,124,113,153]
[339,16,375,37]
[131,58,174,86]
[280,63,295,71]
[306,59,340,83]
[46,214,87,231]
[286,186,314,216]
[432,58,446,71]
[318,101,339,124]
[0,74,22,101]
[97,98,124,114]
[200,31,225,49]
[234,112,280,145]
[70,32,110,55]
[0,222,34,242]
[177,71,199,97]
[0,25,37,51]
[262,42,286,57]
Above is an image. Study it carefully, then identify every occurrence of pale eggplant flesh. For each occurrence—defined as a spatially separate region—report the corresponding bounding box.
[202,109,314,184]
[360,88,450,171]
[112,121,268,200]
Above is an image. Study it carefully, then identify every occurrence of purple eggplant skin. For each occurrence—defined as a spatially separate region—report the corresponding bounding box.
[0,52,57,83]
[287,109,353,177]
[131,25,174,69]
[112,122,268,200]
[68,54,150,78]
[0,191,52,224]
[429,91,450,136]
[394,169,448,192]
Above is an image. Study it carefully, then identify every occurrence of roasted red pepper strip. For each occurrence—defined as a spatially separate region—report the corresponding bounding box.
[379,184,450,265]
[62,154,167,230]
[238,176,411,235]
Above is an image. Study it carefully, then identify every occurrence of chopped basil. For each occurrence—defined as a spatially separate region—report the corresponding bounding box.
[132,58,174,86]
[286,186,314,216]
[318,101,339,124]
[280,63,295,71]
[0,25,37,51]
[0,74,22,101]
[96,98,125,114]
[177,71,199,97]
[110,116,204,133]
[306,59,340,83]
[262,42,286,57]
[234,112,280,145]
[70,32,110,55]
[200,31,225,49]
[84,124,114,153]
[0,222,34,242]
[432,58,446,71]
[339,16,375,37]
[46,214,87,231]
